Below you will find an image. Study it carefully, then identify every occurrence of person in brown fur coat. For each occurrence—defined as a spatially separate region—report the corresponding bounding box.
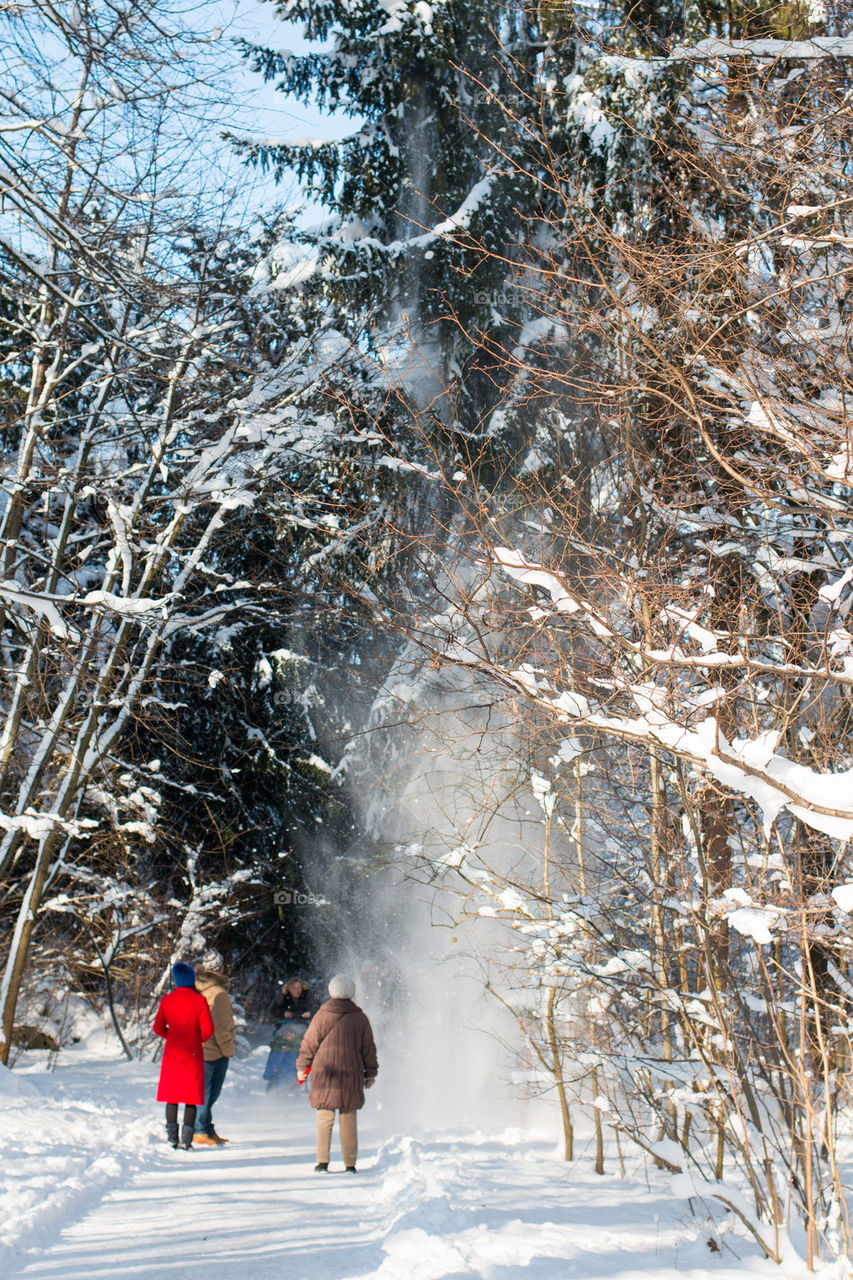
[297,974,378,1173]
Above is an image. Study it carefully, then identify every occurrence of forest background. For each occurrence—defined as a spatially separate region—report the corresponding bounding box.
[1,0,853,1267]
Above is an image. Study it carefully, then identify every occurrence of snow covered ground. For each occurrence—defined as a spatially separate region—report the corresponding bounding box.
[0,1043,824,1279]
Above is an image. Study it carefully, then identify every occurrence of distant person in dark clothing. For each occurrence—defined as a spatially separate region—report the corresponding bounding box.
[264,977,320,1088]
[271,977,318,1023]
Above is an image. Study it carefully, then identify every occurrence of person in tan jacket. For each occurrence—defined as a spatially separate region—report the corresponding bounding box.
[193,951,236,1146]
[297,974,378,1173]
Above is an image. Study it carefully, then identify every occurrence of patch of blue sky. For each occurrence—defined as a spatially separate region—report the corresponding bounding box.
[210,0,356,224]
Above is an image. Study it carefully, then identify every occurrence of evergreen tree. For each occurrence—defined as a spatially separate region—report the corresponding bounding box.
[236,0,554,439]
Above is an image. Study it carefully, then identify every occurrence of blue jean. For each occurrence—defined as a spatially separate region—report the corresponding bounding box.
[195,1056,229,1134]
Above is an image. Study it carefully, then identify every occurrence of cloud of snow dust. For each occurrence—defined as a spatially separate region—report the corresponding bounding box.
[313,650,565,1138]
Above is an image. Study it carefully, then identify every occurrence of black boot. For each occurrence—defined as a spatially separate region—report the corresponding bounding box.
[180,1124,195,1150]
[314,1162,329,1172]
[166,1121,179,1148]
[345,1166,357,1173]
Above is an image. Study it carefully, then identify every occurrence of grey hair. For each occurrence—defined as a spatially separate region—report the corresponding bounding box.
[328,974,355,1000]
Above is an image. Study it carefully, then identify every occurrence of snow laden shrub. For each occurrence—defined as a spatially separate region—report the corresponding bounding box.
[416,736,853,1266]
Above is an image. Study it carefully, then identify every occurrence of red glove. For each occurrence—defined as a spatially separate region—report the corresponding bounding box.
[297,1066,312,1085]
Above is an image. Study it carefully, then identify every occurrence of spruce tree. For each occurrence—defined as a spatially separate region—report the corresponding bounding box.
[236,0,553,438]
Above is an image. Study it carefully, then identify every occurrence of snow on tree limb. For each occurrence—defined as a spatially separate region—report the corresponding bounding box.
[669,36,853,60]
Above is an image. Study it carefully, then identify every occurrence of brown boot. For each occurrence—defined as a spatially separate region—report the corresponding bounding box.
[193,1133,219,1147]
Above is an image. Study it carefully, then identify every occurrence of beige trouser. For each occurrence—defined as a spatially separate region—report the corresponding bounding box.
[316,1109,357,1166]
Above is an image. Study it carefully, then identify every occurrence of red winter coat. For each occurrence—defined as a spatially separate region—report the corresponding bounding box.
[153,987,215,1103]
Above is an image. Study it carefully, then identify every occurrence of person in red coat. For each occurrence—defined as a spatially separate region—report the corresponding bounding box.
[153,961,215,1148]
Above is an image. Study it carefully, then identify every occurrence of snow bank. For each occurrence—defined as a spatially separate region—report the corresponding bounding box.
[0,1055,157,1275]
[0,1049,815,1280]
[0,1061,38,1098]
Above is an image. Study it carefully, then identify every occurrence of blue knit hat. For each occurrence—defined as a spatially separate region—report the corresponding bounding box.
[173,961,196,988]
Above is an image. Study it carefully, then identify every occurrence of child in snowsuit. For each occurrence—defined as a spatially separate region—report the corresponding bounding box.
[265,976,320,1088]
[153,961,215,1148]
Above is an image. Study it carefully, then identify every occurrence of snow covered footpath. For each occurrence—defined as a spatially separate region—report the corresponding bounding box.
[0,1046,822,1279]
